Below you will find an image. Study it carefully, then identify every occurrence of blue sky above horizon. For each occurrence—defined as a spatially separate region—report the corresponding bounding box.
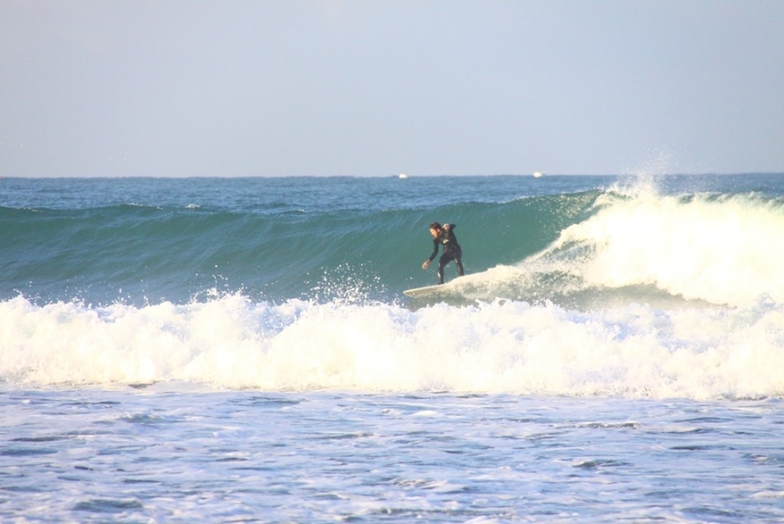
[1,1,783,177]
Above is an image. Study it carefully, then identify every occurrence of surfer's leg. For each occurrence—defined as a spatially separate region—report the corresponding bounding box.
[437,254,451,284]
[451,248,464,276]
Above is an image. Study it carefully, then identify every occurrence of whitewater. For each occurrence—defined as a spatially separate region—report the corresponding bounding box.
[2,174,784,522]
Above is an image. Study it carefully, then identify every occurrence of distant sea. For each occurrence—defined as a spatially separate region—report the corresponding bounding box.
[2,174,784,522]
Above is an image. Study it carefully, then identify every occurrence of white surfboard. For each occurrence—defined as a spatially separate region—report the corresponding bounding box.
[403,278,464,298]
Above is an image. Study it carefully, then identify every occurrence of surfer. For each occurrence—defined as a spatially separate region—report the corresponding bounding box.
[422,222,464,284]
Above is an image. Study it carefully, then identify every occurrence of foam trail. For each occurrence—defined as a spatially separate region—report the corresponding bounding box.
[2,295,783,399]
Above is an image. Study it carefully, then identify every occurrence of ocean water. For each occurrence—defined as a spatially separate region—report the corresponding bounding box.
[2,174,784,522]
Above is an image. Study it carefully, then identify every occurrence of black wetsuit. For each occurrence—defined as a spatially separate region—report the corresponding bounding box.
[428,224,464,284]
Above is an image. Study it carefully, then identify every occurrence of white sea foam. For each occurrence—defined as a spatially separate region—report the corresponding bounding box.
[528,190,784,307]
[2,294,782,399]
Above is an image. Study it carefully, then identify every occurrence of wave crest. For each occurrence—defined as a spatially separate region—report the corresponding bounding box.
[525,191,784,307]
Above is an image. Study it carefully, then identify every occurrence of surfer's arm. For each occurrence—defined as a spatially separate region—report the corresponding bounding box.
[422,238,439,269]
[428,238,439,261]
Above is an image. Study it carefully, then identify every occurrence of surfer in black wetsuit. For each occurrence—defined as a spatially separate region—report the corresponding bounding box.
[422,222,464,284]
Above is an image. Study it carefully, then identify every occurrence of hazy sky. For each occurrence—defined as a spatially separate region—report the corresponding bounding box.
[1,1,783,177]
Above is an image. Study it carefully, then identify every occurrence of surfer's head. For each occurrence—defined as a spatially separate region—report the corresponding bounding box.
[429,222,442,237]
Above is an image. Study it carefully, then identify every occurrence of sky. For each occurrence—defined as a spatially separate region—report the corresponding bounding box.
[1,1,783,177]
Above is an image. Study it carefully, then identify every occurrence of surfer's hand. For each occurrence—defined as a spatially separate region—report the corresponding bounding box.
[422,260,430,269]
[443,224,450,231]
